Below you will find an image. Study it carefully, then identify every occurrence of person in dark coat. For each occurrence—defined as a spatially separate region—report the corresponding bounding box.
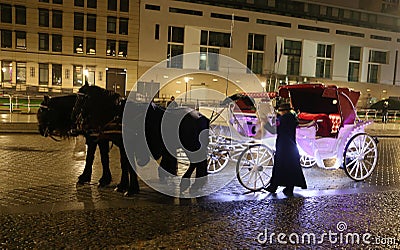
[265,102,307,196]
[382,101,389,123]
[167,96,178,108]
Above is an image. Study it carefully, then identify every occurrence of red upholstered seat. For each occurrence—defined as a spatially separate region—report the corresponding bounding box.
[298,112,332,137]
[329,114,341,133]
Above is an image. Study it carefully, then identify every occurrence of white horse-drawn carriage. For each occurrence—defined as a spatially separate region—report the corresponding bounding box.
[207,83,379,191]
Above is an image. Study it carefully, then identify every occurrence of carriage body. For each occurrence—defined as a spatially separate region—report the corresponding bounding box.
[210,84,378,191]
[280,84,377,174]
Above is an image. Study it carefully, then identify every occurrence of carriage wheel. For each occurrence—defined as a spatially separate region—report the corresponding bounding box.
[300,155,316,168]
[236,144,274,191]
[207,145,230,173]
[343,133,378,181]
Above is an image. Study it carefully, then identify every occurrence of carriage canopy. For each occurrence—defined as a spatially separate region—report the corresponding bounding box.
[278,84,360,125]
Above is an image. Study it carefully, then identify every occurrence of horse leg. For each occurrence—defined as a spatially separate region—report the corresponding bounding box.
[115,147,129,193]
[98,139,111,187]
[123,151,139,196]
[159,149,177,180]
[78,137,96,184]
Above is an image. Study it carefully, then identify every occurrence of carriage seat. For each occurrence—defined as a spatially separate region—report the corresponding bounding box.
[297,112,332,137]
[329,114,341,133]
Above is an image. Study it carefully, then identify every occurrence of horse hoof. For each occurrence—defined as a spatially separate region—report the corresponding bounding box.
[77,179,89,185]
[78,175,91,184]
[114,186,127,193]
[124,190,139,197]
[98,179,112,188]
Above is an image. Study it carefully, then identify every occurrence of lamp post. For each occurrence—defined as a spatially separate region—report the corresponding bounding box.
[184,77,189,103]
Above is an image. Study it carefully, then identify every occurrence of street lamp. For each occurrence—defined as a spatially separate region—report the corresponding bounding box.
[261,81,266,92]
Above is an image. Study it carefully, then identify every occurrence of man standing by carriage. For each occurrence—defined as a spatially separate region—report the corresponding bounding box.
[265,102,307,196]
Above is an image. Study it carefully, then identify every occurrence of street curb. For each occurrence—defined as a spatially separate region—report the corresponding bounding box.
[0,122,39,134]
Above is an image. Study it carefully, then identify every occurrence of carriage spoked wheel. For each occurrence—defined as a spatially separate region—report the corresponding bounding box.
[207,126,231,173]
[300,155,316,168]
[236,144,274,191]
[343,133,378,181]
[207,145,230,174]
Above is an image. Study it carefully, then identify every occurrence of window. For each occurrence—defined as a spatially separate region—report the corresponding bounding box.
[316,44,332,78]
[74,12,84,30]
[1,61,12,83]
[167,26,184,68]
[52,10,63,28]
[1,30,12,48]
[169,27,184,43]
[367,64,379,83]
[74,36,83,54]
[87,0,97,8]
[145,4,160,11]
[73,65,83,86]
[199,47,219,71]
[201,30,231,48]
[52,64,62,85]
[86,37,96,54]
[40,0,49,2]
[16,62,26,84]
[170,7,202,16]
[118,41,127,57]
[87,14,96,32]
[155,24,160,40]
[52,34,62,52]
[120,0,129,12]
[348,46,361,82]
[39,9,49,27]
[247,34,265,74]
[108,0,117,11]
[1,4,12,23]
[107,16,117,33]
[367,50,387,83]
[39,33,49,51]
[369,50,387,64]
[74,0,84,7]
[119,18,128,35]
[53,0,63,4]
[284,40,302,75]
[39,63,49,85]
[106,39,116,56]
[16,31,26,49]
[15,5,26,25]
[30,67,35,77]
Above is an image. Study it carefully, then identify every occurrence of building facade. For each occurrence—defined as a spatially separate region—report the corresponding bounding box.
[1,0,400,107]
[138,0,400,107]
[0,0,139,96]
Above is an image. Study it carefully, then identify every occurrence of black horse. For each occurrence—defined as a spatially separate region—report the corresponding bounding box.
[37,94,112,187]
[73,83,209,195]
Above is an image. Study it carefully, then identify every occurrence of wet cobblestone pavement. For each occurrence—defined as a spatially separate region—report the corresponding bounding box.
[0,133,399,248]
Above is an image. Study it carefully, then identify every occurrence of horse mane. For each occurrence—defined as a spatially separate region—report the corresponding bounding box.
[79,85,121,101]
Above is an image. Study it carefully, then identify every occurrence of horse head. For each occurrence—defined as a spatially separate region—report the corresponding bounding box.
[72,83,121,134]
[37,94,77,138]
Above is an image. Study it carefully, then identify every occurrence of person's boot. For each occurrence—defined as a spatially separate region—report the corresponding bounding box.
[265,185,277,193]
[283,186,294,196]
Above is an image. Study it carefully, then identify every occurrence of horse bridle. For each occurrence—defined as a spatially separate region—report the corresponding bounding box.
[38,104,63,142]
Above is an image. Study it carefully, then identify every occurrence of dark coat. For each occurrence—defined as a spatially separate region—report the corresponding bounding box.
[270,111,307,188]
